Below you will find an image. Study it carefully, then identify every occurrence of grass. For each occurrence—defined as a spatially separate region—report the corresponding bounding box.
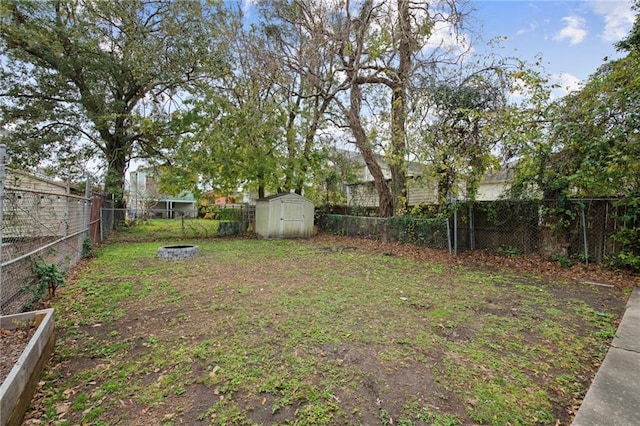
[33,235,625,425]
[110,218,222,241]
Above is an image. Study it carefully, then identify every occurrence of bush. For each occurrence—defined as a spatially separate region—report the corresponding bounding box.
[22,259,65,309]
[82,237,93,258]
[386,215,448,248]
[611,195,640,273]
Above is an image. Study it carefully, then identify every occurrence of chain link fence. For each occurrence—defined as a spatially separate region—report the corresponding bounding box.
[467,199,627,264]
[320,214,451,251]
[100,204,256,239]
[0,145,107,314]
[319,198,631,265]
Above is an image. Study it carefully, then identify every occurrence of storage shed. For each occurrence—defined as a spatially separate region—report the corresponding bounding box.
[255,193,314,239]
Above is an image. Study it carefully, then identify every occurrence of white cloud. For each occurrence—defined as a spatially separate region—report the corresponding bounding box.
[517,21,539,36]
[424,12,477,61]
[587,0,634,42]
[554,15,588,45]
[426,18,472,54]
[551,72,583,98]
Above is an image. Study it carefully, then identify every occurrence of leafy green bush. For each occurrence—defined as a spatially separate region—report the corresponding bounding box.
[611,194,640,272]
[82,237,93,258]
[22,258,65,309]
[322,214,346,236]
[385,215,448,248]
[203,206,243,222]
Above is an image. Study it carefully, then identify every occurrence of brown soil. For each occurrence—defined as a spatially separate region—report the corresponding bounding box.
[0,321,36,384]
[312,234,640,290]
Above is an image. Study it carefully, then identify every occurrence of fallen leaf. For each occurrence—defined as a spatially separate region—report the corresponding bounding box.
[55,403,69,416]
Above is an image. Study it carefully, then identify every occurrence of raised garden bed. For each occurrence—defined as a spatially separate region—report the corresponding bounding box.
[0,308,55,426]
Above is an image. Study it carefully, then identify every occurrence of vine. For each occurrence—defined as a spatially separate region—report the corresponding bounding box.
[611,194,640,272]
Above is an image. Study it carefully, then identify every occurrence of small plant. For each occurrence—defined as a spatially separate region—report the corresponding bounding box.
[571,252,589,264]
[610,194,640,272]
[497,245,520,258]
[554,253,573,268]
[33,259,65,298]
[82,237,93,258]
[22,259,65,309]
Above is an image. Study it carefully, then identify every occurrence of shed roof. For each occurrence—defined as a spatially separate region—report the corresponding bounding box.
[256,193,312,202]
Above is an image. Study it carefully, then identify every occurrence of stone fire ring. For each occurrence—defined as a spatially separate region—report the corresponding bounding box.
[157,245,199,260]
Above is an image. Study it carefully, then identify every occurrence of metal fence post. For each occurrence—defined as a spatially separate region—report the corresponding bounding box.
[0,145,6,293]
[581,205,589,265]
[84,174,91,238]
[469,204,475,250]
[446,218,452,255]
[453,204,458,256]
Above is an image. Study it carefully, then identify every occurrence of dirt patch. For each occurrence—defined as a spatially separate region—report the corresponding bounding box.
[311,234,640,290]
[0,321,36,384]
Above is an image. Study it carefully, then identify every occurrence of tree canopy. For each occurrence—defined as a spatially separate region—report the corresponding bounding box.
[508,1,640,200]
[1,0,638,220]
[0,0,226,206]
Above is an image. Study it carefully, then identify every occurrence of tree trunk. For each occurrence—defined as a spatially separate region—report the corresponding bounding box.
[283,106,299,192]
[348,85,394,217]
[295,96,328,195]
[437,158,456,206]
[389,0,411,215]
[390,89,408,214]
[104,141,129,207]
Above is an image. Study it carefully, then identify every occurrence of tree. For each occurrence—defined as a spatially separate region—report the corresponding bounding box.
[548,57,639,197]
[153,6,289,201]
[298,0,467,216]
[508,2,640,200]
[416,60,515,203]
[158,92,286,201]
[257,0,337,195]
[0,0,226,208]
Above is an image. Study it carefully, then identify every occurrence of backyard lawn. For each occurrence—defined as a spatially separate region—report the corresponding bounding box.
[24,230,628,425]
[110,218,222,241]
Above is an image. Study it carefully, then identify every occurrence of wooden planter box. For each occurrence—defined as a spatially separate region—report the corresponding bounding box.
[0,309,55,426]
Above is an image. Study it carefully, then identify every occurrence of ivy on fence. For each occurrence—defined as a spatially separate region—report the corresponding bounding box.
[319,197,636,272]
[611,194,640,272]
[385,216,448,248]
[320,214,449,250]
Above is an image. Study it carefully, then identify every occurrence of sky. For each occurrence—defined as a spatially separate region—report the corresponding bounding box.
[469,0,635,95]
[238,0,636,96]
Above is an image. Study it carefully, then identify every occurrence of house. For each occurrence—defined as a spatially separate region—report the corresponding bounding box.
[128,168,198,218]
[2,168,82,239]
[475,166,515,201]
[335,150,515,207]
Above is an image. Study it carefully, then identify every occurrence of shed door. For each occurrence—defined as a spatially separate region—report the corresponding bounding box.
[279,200,305,237]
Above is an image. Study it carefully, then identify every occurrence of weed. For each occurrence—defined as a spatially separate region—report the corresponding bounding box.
[554,253,573,268]
[497,245,520,258]
[71,394,88,412]
[82,237,93,258]
[22,258,65,309]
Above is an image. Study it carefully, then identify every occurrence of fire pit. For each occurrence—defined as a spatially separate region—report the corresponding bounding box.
[157,245,198,260]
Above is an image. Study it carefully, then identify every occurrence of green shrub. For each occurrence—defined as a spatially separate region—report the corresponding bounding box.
[22,258,65,309]
[82,237,93,258]
[611,194,640,272]
[386,215,448,248]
